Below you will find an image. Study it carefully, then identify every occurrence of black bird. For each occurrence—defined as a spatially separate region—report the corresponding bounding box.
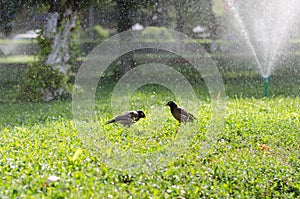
[105,110,146,127]
[166,101,196,123]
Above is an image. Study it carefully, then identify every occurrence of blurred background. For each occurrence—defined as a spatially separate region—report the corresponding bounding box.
[1,0,300,102]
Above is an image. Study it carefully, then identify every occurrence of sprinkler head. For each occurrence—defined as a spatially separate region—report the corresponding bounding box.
[263,76,269,97]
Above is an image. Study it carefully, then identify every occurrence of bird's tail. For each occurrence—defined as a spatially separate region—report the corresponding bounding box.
[105,119,115,125]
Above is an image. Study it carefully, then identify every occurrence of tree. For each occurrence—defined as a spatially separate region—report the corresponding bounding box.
[43,0,80,100]
[149,0,165,27]
[0,0,21,36]
[208,0,223,52]
[115,0,136,76]
[174,0,184,33]
[18,0,88,101]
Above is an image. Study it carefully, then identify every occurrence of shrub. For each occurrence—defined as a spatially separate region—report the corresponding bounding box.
[141,27,175,42]
[16,61,67,102]
[93,25,110,41]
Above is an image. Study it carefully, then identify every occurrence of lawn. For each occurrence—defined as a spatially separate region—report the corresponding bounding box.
[0,93,299,198]
[0,56,300,198]
[0,55,36,64]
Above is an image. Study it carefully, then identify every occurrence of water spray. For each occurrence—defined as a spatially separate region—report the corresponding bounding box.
[226,0,300,98]
[263,76,269,97]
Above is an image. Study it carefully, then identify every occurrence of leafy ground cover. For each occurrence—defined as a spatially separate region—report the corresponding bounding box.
[0,83,299,198]
[0,54,300,197]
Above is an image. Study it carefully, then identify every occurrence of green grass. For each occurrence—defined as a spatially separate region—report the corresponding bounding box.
[0,55,300,197]
[0,39,37,45]
[0,56,87,64]
[0,84,300,198]
[0,55,36,64]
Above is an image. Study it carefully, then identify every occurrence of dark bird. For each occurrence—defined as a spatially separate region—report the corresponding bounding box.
[166,101,196,123]
[105,110,146,127]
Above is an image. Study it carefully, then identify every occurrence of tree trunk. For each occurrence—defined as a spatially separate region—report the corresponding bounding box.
[208,0,219,52]
[174,0,185,51]
[175,1,184,33]
[46,8,77,73]
[89,5,95,39]
[43,1,78,101]
[116,0,135,77]
[150,0,164,27]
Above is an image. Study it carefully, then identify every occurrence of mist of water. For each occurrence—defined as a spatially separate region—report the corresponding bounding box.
[225,0,263,76]
[225,0,300,78]
[0,39,19,56]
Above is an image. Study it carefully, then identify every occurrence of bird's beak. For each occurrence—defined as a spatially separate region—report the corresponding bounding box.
[165,103,168,106]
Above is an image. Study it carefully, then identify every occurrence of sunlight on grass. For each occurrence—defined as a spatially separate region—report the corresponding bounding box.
[0,71,299,198]
[0,39,37,45]
[0,55,36,64]
[1,96,299,198]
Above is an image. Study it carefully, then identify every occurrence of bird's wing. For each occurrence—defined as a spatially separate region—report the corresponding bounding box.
[179,108,190,117]
[179,108,196,121]
[110,113,131,126]
[117,118,133,126]
[108,111,144,126]
[114,111,133,121]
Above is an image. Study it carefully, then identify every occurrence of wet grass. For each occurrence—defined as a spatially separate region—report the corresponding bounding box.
[1,82,300,198]
[0,55,36,64]
[0,56,300,197]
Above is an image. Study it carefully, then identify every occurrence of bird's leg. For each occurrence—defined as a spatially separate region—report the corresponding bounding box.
[175,128,178,134]
[175,123,181,134]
